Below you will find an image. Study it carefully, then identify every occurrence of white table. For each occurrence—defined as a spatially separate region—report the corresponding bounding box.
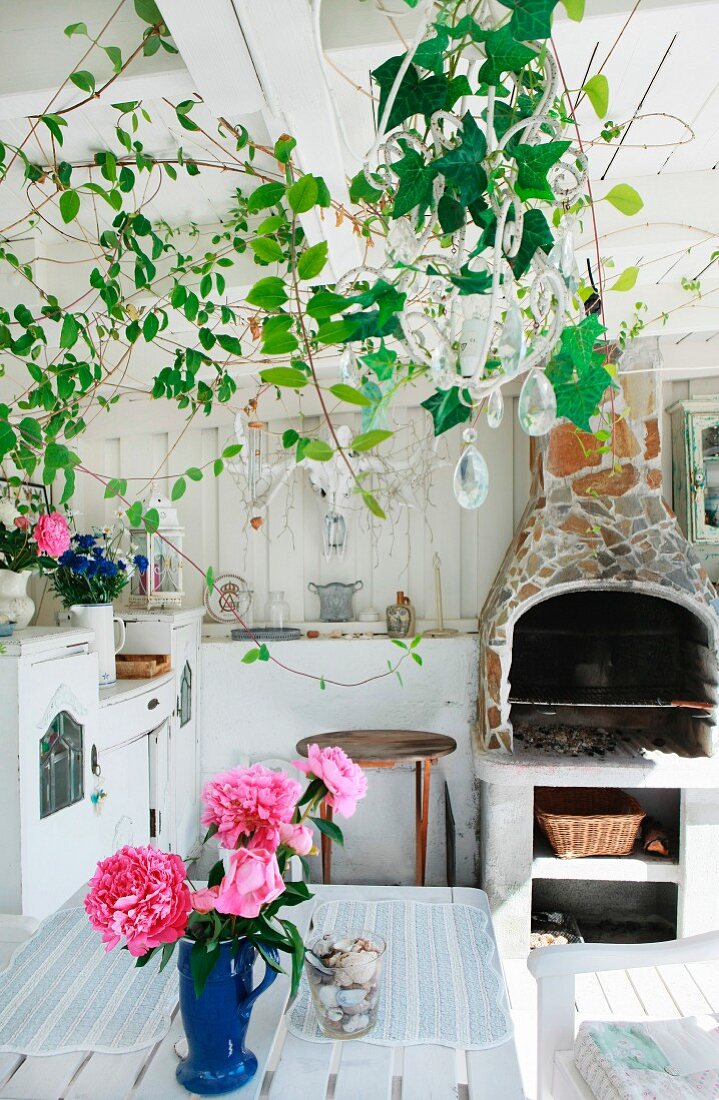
[0,885,525,1100]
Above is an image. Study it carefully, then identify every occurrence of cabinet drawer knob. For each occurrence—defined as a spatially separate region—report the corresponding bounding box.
[147,697,160,710]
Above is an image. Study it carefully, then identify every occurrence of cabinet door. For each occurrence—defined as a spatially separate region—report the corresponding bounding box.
[171,622,200,859]
[689,414,719,543]
[149,718,172,852]
[88,735,150,861]
[19,651,99,920]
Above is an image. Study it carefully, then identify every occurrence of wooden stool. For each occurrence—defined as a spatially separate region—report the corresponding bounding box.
[295,730,457,886]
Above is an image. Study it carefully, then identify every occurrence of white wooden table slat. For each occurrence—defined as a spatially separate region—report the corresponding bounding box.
[595,968,646,1019]
[657,962,715,1016]
[401,1044,459,1100]
[0,1052,87,1100]
[467,1042,526,1099]
[266,1033,334,1100]
[64,1049,150,1100]
[333,1040,394,1100]
[685,961,719,1012]
[0,1059,21,1093]
[574,972,613,1019]
[131,1014,198,1100]
[627,966,682,1019]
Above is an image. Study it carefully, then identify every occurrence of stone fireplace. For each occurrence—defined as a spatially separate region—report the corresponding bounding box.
[475,368,719,956]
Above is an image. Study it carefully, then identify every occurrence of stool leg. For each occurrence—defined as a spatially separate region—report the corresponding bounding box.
[320,802,333,884]
[415,760,433,886]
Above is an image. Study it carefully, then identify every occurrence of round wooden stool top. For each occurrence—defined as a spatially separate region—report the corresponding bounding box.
[295,729,457,765]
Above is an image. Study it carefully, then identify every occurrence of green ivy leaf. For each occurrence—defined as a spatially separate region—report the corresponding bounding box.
[511,140,571,200]
[59,190,80,223]
[437,193,465,234]
[545,314,613,431]
[434,112,487,206]
[329,384,372,407]
[372,56,449,130]
[287,175,318,214]
[392,147,437,218]
[421,388,472,436]
[582,74,609,118]
[302,440,334,461]
[246,276,288,310]
[478,26,538,85]
[603,183,643,216]
[349,170,384,204]
[350,429,393,452]
[297,241,328,280]
[510,208,554,278]
[609,266,640,292]
[259,366,308,388]
[498,0,560,41]
[359,344,397,381]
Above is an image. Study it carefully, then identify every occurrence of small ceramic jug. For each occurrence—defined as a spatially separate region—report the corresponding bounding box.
[308,580,363,622]
[69,603,126,686]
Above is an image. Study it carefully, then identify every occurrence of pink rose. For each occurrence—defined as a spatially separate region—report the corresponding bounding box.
[191,885,220,914]
[34,512,71,558]
[85,845,191,957]
[294,744,367,818]
[13,516,29,530]
[215,845,285,919]
[279,822,314,856]
[201,764,301,850]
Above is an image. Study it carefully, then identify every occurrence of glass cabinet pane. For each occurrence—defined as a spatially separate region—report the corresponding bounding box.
[179,661,192,727]
[40,711,84,818]
[701,423,719,533]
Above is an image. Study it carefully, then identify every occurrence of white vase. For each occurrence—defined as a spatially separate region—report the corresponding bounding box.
[68,603,126,686]
[0,569,35,628]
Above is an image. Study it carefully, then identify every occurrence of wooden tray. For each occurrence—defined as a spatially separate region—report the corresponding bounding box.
[116,653,171,679]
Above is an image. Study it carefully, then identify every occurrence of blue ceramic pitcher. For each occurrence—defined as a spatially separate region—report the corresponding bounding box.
[176,938,278,1095]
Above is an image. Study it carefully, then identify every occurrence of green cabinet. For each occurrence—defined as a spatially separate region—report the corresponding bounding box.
[670,398,719,577]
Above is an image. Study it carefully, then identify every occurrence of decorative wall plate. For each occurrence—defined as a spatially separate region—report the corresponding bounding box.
[204,573,252,624]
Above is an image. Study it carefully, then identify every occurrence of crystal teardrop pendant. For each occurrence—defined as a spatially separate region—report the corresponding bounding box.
[487,388,504,429]
[430,341,454,387]
[453,429,489,509]
[518,369,557,436]
[497,304,525,375]
[339,346,359,384]
[387,219,420,265]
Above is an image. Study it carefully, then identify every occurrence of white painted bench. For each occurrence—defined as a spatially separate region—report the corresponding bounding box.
[528,930,719,1100]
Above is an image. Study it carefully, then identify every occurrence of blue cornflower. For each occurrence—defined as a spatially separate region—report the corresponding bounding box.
[117,560,127,572]
[59,550,76,567]
[75,534,96,551]
[133,554,149,572]
[73,555,89,574]
[85,558,99,577]
[98,558,118,577]
[91,546,104,558]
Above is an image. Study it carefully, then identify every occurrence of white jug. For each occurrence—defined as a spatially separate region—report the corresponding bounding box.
[69,603,126,686]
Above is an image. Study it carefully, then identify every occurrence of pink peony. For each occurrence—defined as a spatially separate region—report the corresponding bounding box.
[294,744,367,818]
[84,845,191,957]
[279,821,314,856]
[215,845,284,919]
[191,885,220,914]
[13,516,29,530]
[201,764,301,850]
[34,512,71,558]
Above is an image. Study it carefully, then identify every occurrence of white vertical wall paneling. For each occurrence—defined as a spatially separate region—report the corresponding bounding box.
[266,417,305,623]
[512,398,531,533]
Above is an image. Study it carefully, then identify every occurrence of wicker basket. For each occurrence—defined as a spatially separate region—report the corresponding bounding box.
[535,787,646,859]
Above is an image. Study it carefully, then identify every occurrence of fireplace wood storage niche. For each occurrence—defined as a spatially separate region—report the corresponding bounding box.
[475,366,719,957]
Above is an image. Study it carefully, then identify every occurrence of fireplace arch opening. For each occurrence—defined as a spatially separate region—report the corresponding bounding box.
[508,590,718,758]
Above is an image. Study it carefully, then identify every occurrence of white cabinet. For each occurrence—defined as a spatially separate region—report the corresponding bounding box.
[119,608,203,858]
[0,628,99,920]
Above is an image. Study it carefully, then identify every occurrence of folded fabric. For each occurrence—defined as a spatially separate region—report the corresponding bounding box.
[575,1018,719,1100]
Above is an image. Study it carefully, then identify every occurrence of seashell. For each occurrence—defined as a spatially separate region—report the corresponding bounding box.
[334,938,355,952]
[306,951,333,975]
[342,1014,369,1034]
[318,985,337,1008]
[336,988,366,1007]
[326,1009,343,1022]
[342,954,378,984]
[335,970,354,987]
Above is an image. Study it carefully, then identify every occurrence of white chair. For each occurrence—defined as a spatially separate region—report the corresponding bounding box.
[527,930,719,1100]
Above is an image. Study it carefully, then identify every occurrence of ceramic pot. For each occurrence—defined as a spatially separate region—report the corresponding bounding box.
[308,580,363,622]
[0,569,34,628]
[68,603,126,686]
[176,938,278,1096]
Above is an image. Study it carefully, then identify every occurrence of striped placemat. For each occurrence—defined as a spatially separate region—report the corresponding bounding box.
[287,900,513,1049]
[0,908,178,1055]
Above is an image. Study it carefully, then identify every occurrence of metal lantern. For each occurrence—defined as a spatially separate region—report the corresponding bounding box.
[128,491,184,609]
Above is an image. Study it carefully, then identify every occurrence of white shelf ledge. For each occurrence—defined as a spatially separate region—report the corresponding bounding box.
[532,834,680,884]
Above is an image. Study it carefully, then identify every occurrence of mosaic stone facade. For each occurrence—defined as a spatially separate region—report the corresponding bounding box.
[478,371,718,751]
